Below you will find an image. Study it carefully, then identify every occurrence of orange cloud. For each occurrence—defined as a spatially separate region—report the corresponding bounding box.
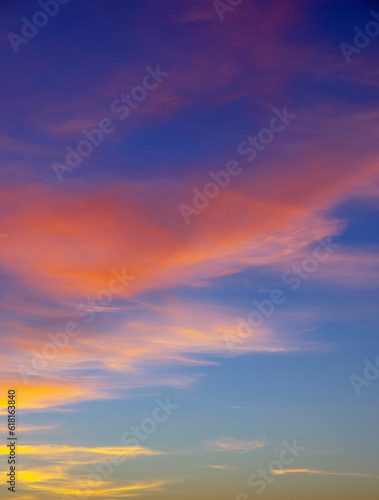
[1,67,379,416]
[0,155,377,412]
[0,378,110,414]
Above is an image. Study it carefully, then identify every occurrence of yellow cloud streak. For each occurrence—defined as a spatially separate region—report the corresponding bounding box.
[273,468,379,479]
[205,465,235,470]
[0,424,57,432]
[0,444,161,464]
[1,463,171,498]
[26,479,169,497]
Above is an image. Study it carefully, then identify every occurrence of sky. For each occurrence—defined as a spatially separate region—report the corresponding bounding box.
[0,0,379,499]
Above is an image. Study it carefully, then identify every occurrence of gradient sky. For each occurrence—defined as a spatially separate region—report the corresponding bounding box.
[1,0,379,499]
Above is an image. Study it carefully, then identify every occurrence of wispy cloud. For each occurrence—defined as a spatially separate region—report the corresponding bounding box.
[26,480,171,497]
[0,424,57,433]
[274,469,379,479]
[0,444,162,464]
[205,437,265,453]
[205,464,235,470]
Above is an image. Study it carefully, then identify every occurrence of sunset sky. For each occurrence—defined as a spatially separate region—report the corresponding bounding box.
[1,0,379,499]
